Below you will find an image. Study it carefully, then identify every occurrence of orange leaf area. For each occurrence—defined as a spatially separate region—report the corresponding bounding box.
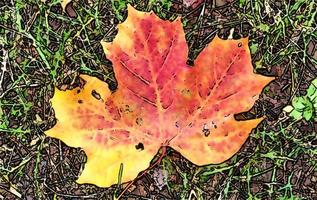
[45,5,273,187]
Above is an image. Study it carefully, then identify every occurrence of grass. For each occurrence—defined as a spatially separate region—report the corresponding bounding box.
[0,0,316,199]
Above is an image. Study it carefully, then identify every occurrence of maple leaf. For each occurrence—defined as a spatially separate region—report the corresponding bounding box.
[45,5,273,187]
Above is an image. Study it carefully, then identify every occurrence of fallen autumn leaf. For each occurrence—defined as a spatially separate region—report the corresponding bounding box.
[45,5,273,187]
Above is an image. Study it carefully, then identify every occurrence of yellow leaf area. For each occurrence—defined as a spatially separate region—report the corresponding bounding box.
[45,5,273,187]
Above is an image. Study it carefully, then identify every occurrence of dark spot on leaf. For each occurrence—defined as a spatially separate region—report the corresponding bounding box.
[175,121,180,128]
[124,105,133,113]
[135,142,144,151]
[78,100,83,104]
[203,128,210,137]
[202,124,210,137]
[91,89,101,100]
[136,117,143,126]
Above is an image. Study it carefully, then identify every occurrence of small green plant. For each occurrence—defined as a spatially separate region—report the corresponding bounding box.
[284,78,317,121]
